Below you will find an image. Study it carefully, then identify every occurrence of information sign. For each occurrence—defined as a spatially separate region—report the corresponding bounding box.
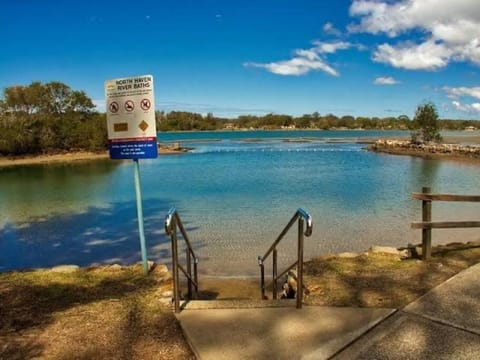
[105,75,158,159]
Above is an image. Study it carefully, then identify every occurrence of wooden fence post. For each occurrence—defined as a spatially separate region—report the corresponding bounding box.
[422,186,432,260]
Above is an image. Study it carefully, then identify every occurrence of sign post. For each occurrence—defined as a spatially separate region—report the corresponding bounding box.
[105,75,157,274]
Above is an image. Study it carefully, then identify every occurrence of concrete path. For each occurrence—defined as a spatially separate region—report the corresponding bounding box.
[176,263,480,359]
[334,262,480,359]
[177,305,395,360]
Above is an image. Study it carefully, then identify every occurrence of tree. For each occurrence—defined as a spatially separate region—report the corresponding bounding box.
[411,102,442,143]
[0,81,103,155]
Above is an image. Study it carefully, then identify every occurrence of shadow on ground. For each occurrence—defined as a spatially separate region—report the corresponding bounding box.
[0,265,194,359]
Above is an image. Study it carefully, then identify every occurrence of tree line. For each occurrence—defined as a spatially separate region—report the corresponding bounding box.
[1,81,479,156]
[156,111,480,132]
[0,82,106,156]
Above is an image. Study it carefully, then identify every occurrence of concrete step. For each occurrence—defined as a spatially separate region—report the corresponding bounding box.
[181,298,297,310]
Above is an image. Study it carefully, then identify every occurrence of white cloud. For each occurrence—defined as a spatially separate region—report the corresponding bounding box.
[323,22,342,36]
[374,76,400,85]
[244,41,352,76]
[349,0,480,70]
[313,41,351,54]
[452,100,480,113]
[443,86,480,100]
[443,86,480,114]
[244,58,338,77]
[373,40,452,70]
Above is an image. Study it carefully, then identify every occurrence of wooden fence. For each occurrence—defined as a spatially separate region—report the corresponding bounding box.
[411,187,480,260]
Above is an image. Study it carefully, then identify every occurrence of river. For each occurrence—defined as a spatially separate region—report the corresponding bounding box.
[1,130,479,275]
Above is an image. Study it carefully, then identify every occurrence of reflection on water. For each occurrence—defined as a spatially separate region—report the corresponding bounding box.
[1,134,479,275]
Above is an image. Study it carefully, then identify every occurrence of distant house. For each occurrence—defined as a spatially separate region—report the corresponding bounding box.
[224,122,237,130]
[464,126,476,131]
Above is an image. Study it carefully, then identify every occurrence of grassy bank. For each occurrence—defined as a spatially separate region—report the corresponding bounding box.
[1,243,478,359]
[304,242,480,308]
[0,264,194,360]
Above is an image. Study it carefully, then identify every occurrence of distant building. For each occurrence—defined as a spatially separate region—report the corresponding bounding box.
[224,122,237,130]
[464,126,476,131]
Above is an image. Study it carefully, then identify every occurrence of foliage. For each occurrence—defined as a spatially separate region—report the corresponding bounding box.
[2,81,479,156]
[0,82,106,156]
[411,102,443,143]
[153,109,480,132]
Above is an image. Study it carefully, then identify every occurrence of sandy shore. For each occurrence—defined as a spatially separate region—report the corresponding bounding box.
[0,145,191,168]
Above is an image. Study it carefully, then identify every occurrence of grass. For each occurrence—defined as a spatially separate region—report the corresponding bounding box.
[304,242,480,308]
[0,264,194,360]
[1,243,478,359]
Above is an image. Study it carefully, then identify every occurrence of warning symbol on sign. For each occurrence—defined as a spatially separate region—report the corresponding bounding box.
[109,101,119,113]
[140,99,151,111]
[139,120,149,132]
[124,100,135,112]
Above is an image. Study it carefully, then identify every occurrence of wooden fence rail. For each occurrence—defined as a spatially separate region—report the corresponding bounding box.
[411,187,480,260]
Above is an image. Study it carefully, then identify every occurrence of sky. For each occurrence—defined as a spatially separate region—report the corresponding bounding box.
[1,0,480,119]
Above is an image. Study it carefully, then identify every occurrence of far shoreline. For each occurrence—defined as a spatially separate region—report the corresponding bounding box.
[0,145,192,168]
[2,133,480,168]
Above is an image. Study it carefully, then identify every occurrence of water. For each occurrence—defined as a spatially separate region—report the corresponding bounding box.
[1,130,479,275]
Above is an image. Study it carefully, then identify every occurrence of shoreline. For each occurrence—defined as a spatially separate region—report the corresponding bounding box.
[2,134,480,168]
[369,138,480,162]
[0,145,191,168]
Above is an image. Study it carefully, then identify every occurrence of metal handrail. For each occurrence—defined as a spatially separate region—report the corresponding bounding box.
[258,208,313,309]
[165,207,198,313]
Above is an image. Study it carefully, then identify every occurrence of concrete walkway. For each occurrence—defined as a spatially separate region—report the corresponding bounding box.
[176,263,480,359]
[334,262,480,359]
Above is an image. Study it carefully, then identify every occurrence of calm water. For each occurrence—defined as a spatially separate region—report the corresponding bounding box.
[1,130,479,275]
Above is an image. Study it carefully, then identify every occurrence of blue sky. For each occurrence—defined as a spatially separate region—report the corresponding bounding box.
[1,0,479,119]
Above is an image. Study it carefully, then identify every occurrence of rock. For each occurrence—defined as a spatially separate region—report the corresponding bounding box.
[415,246,423,257]
[161,290,173,298]
[159,297,173,306]
[154,264,169,274]
[397,249,410,259]
[338,252,361,258]
[50,265,80,273]
[135,260,155,272]
[446,242,464,247]
[281,269,298,299]
[370,246,402,256]
[109,264,123,271]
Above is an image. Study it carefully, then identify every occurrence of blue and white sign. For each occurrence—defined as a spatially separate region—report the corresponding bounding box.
[105,75,158,159]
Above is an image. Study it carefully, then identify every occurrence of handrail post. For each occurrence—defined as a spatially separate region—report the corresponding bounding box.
[297,217,304,309]
[272,249,278,299]
[194,257,198,299]
[259,256,265,299]
[187,249,192,300]
[171,220,181,313]
[422,187,432,260]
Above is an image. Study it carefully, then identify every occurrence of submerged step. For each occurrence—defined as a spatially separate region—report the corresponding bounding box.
[181,299,297,310]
